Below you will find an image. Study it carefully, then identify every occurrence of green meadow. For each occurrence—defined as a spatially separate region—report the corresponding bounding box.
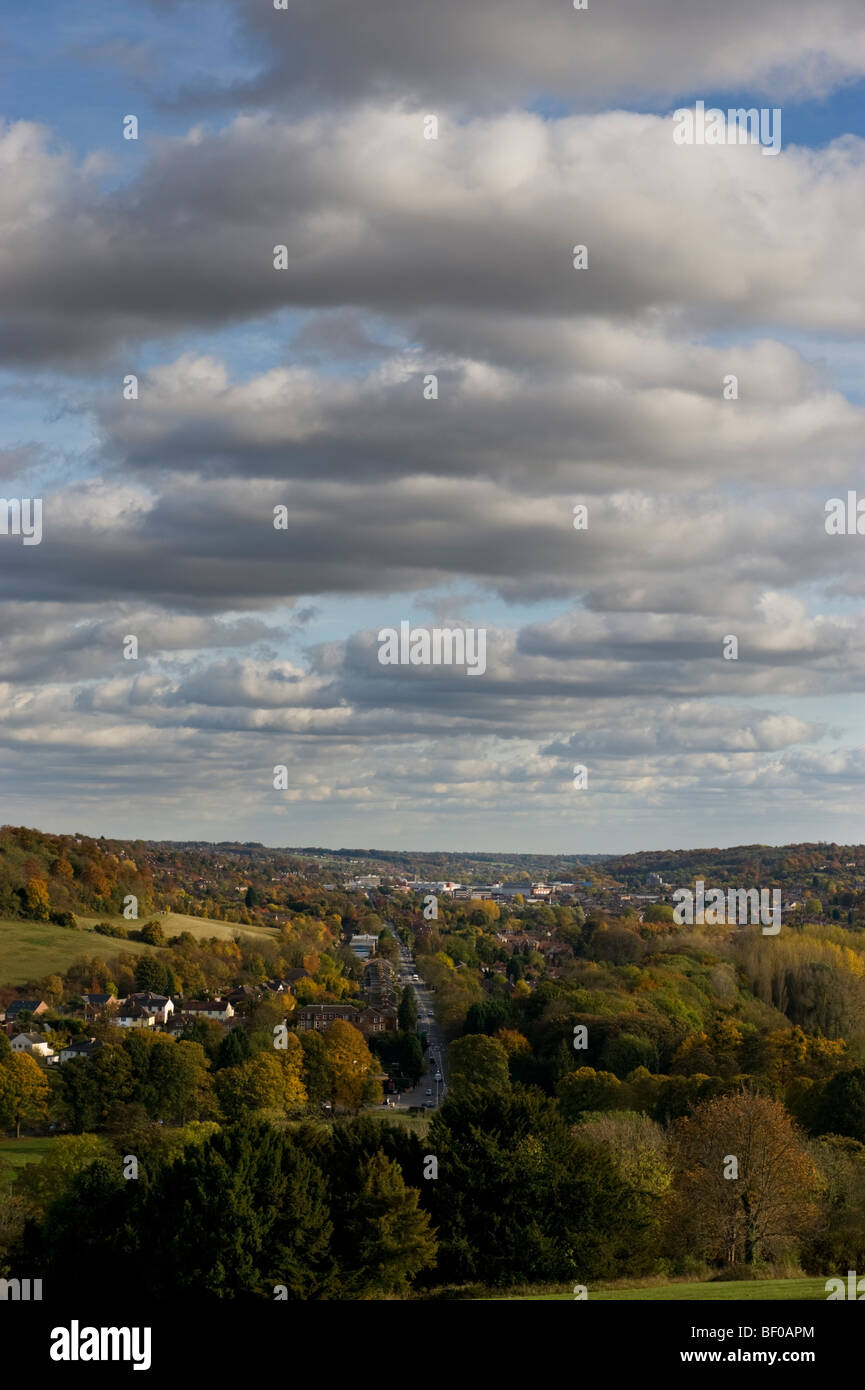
[485,1278,828,1301]
[0,910,278,985]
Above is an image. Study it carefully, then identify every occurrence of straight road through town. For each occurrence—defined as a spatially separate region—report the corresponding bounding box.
[396,940,447,1111]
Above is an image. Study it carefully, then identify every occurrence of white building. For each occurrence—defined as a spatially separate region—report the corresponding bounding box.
[176,999,235,1022]
[11,1032,56,1059]
[124,992,174,1024]
[349,933,380,960]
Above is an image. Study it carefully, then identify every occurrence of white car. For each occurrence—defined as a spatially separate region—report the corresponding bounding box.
[425,1088,433,1096]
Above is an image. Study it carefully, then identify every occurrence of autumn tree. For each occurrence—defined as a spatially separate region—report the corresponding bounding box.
[217,1053,289,1123]
[22,877,51,921]
[298,1029,331,1105]
[0,1053,50,1138]
[323,1020,380,1113]
[556,1067,626,1121]
[277,1033,308,1115]
[668,1091,821,1266]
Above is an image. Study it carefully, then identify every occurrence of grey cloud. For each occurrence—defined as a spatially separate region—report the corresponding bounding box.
[165,0,865,112]
[6,110,865,369]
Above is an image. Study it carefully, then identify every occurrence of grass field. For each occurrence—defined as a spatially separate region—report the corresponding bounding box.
[487,1278,828,1301]
[77,911,277,946]
[0,911,278,985]
[0,917,151,984]
[365,1109,431,1136]
[0,1135,53,1184]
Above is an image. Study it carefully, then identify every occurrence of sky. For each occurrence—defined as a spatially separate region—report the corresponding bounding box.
[2,0,865,854]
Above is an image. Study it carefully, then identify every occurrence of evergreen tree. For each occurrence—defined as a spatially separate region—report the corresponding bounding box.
[397,989,418,1033]
[216,1026,252,1071]
[343,1152,437,1296]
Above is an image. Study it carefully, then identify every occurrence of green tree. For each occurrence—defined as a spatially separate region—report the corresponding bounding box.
[802,1136,865,1274]
[15,1122,336,1301]
[122,1032,212,1123]
[216,1053,287,1123]
[51,1054,103,1133]
[344,1152,437,1295]
[134,954,169,994]
[139,920,165,946]
[464,999,512,1035]
[556,1067,626,1121]
[812,1067,865,1142]
[216,1026,252,1070]
[16,1133,113,1214]
[298,1030,331,1106]
[447,1034,510,1104]
[642,903,675,925]
[397,989,418,1033]
[429,1086,646,1284]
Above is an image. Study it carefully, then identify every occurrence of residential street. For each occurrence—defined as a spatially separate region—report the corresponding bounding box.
[394,939,447,1110]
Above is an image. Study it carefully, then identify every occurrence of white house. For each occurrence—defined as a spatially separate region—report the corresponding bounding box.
[11,1032,56,1059]
[59,1038,103,1064]
[110,1003,155,1029]
[124,992,174,1024]
[176,999,234,1023]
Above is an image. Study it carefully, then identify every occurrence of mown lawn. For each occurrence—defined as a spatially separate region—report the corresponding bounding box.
[0,1135,54,1182]
[486,1278,828,1301]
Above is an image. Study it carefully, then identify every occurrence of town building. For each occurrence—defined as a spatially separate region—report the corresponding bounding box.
[349,933,379,960]
[175,999,235,1022]
[11,1032,55,1059]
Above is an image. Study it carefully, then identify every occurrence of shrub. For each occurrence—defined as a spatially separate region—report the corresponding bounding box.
[94,921,128,940]
[139,920,165,946]
[50,911,79,929]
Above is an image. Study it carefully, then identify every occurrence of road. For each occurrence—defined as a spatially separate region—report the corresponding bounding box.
[393,939,447,1111]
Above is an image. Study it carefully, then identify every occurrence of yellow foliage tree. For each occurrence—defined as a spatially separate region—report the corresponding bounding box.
[323,1020,380,1112]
